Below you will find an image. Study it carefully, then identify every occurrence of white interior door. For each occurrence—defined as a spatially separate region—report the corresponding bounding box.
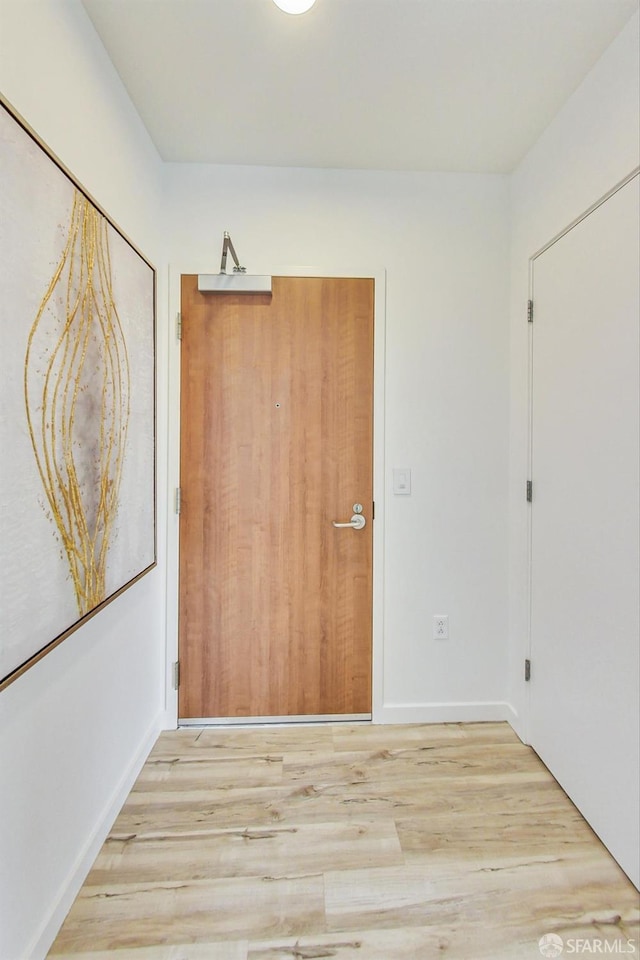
[530,173,640,888]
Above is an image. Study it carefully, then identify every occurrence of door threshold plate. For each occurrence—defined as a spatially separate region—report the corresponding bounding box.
[179,713,372,727]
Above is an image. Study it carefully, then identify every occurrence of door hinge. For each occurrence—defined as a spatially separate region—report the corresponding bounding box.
[175,487,182,514]
[527,299,534,323]
[172,661,180,690]
[526,480,533,502]
[524,658,531,682]
[372,501,375,520]
[176,312,182,341]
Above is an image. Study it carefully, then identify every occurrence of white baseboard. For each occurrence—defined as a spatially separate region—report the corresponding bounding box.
[162,702,520,729]
[374,700,515,725]
[503,702,528,743]
[28,713,163,960]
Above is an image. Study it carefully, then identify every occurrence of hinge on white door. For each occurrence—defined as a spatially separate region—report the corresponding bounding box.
[526,480,533,502]
[524,659,531,682]
[527,299,534,323]
[173,661,180,690]
[372,501,375,520]
[175,487,182,514]
[176,312,182,341]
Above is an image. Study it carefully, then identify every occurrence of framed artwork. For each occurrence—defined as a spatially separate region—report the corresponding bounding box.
[0,97,156,691]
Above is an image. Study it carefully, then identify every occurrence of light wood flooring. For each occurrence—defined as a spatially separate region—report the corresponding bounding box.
[49,722,639,959]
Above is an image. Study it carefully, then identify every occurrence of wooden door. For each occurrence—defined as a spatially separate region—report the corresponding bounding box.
[178,275,374,720]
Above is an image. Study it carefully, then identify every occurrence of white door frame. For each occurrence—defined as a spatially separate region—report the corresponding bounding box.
[521,165,640,745]
[162,263,387,728]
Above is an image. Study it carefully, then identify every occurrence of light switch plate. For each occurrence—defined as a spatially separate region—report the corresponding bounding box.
[393,468,411,495]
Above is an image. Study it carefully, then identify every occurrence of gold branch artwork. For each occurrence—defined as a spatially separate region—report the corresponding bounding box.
[24,190,131,616]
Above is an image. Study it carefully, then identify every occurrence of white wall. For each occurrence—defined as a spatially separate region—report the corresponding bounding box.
[165,164,511,723]
[508,10,640,739]
[0,2,168,958]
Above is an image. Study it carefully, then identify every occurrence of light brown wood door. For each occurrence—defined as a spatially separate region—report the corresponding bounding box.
[178,275,374,720]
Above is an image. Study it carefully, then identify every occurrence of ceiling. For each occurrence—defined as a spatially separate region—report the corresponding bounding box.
[81,0,638,174]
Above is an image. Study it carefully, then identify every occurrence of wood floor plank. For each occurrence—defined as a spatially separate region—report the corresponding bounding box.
[248,916,640,960]
[88,819,403,884]
[245,926,555,960]
[49,944,247,960]
[49,875,324,953]
[49,722,639,957]
[282,740,544,787]
[152,727,334,762]
[133,755,284,791]
[330,719,516,752]
[324,859,639,939]
[395,803,598,862]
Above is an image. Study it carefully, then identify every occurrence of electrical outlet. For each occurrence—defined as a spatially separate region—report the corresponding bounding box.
[433,615,449,640]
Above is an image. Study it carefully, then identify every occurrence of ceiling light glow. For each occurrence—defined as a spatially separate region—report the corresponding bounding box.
[272,0,317,13]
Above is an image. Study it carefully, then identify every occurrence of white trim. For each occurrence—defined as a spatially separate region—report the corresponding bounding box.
[376,701,515,725]
[27,714,162,960]
[531,166,640,262]
[522,253,534,747]
[504,702,526,744]
[164,262,387,730]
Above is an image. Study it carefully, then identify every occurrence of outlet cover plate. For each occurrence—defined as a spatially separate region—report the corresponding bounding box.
[433,615,449,640]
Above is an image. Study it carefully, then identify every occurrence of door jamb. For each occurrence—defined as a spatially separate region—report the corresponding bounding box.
[163,263,387,728]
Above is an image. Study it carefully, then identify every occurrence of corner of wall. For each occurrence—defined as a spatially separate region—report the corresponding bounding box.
[26,713,163,960]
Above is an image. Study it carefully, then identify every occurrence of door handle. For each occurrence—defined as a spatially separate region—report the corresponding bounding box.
[332,514,366,530]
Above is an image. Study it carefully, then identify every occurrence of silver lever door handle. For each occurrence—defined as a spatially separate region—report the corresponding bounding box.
[332,514,366,530]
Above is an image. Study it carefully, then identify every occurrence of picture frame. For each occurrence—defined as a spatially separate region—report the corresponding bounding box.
[0,97,156,691]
